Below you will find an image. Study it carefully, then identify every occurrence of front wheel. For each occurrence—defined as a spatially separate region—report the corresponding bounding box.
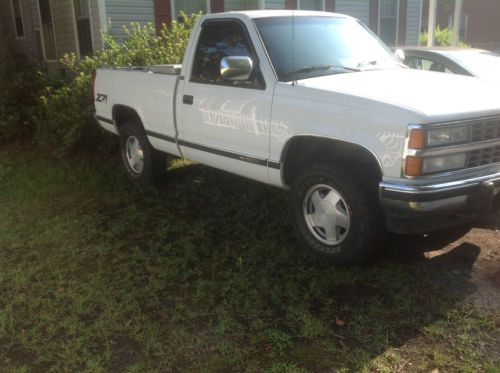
[119,122,167,186]
[290,164,385,265]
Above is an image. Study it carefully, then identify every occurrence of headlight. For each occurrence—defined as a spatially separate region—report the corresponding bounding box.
[427,126,469,147]
[405,153,467,176]
[405,125,470,177]
[422,153,467,174]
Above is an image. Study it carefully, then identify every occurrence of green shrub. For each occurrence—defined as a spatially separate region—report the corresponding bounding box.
[0,51,53,144]
[32,73,104,154]
[420,26,469,47]
[33,14,199,155]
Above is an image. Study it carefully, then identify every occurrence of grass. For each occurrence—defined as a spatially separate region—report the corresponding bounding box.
[0,144,498,372]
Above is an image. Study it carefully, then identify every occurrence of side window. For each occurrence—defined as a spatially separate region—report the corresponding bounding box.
[405,56,423,69]
[421,58,453,74]
[411,57,455,74]
[191,21,263,88]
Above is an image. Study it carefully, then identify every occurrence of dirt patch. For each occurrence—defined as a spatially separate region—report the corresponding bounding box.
[381,211,500,364]
[384,210,500,319]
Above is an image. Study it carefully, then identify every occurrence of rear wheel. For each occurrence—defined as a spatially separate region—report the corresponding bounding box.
[290,164,385,265]
[119,122,167,185]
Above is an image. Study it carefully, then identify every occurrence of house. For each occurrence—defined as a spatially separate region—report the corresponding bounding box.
[421,0,500,51]
[0,0,423,70]
[0,0,104,70]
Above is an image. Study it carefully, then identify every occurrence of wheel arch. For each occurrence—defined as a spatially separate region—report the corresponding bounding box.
[280,135,384,187]
[112,104,146,132]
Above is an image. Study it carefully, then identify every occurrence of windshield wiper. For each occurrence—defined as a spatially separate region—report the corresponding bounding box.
[285,64,360,78]
[357,60,378,69]
[358,60,406,70]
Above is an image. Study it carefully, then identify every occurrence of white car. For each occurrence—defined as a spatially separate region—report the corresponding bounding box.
[94,11,500,265]
[403,47,500,84]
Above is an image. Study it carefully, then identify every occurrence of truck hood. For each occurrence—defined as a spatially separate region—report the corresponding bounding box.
[296,69,500,122]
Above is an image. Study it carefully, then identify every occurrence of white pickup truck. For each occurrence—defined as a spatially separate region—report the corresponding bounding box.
[94,10,500,264]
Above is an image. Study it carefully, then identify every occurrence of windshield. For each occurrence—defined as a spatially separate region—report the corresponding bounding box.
[444,50,500,81]
[254,16,401,82]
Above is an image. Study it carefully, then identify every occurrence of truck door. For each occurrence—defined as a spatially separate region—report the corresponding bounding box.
[179,19,274,183]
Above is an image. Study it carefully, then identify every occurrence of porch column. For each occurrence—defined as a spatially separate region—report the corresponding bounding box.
[452,0,463,46]
[427,0,437,46]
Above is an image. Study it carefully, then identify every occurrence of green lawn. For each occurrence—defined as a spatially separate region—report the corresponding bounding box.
[0,144,498,372]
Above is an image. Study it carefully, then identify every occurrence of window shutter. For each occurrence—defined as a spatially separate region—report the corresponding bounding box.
[325,0,335,12]
[398,0,407,45]
[210,0,224,13]
[369,0,380,33]
[285,0,297,9]
[154,0,171,32]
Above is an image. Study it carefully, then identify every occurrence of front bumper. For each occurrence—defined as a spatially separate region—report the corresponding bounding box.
[380,171,500,234]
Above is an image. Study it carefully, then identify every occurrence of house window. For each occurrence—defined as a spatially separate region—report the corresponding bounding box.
[379,0,399,46]
[299,0,323,11]
[11,0,25,38]
[39,0,57,60]
[74,0,93,56]
[265,0,286,9]
[174,0,207,18]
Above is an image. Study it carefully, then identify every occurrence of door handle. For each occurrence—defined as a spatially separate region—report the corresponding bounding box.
[183,95,193,105]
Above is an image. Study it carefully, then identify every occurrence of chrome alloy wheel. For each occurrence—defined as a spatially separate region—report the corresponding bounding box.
[303,184,351,245]
[125,135,144,174]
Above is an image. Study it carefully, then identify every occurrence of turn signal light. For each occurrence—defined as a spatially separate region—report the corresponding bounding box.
[405,156,423,177]
[408,128,425,149]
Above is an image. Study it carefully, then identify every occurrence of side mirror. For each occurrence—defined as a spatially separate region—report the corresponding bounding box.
[394,49,406,62]
[220,56,253,81]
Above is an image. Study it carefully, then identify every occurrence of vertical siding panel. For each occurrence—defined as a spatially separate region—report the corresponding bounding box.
[405,0,421,46]
[335,0,370,25]
[51,0,78,57]
[91,0,103,50]
[105,0,155,42]
[397,0,407,45]
[369,0,379,32]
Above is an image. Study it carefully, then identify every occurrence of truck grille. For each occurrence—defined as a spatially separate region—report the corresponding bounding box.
[467,145,500,168]
[470,119,500,142]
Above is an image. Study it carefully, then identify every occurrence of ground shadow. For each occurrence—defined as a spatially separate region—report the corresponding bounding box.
[123,164,489,370]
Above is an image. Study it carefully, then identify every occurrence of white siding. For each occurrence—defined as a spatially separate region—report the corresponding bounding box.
[105,0,155,42]
[52,0,78,56]
[335,0,370,25]
[223,0,258,10]
[1,0,42,61]
[405,0,421,46]
[300,0,323,11]
[90,0,103,49]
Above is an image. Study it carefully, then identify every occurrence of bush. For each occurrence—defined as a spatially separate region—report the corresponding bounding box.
[32,73,102,154]
[0,49,53,144]
[32,15,199,155]
[420,26,469,47]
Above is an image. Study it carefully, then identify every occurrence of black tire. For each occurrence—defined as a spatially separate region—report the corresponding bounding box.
[290,164,385,265]
[119,121,167,186]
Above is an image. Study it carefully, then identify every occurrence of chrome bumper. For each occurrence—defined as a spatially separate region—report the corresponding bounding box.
[379,171,500,233]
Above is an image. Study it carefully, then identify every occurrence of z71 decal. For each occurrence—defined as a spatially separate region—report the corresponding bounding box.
[96,93,108,103]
